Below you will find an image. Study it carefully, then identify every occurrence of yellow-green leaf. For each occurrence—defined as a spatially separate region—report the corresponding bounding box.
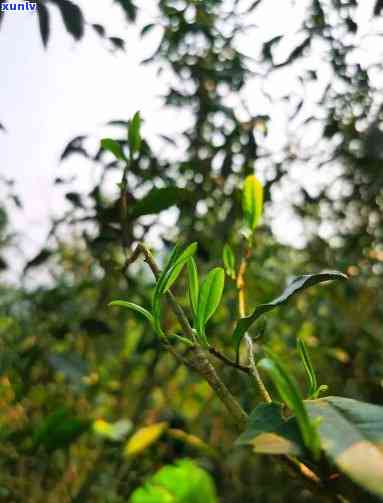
[124,422,168,458]
[242,174,263,230]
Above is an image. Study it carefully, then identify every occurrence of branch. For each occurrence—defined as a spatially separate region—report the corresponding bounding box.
[125,243,248,430]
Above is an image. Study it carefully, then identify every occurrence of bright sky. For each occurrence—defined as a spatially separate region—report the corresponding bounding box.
[0,0,380,280]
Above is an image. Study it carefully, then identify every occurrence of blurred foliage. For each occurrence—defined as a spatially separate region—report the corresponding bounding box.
[1,0,383,501]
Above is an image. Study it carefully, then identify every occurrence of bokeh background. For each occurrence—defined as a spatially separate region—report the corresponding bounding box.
[1,0,383,501]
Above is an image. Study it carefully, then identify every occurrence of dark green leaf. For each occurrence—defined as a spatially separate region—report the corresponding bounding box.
[275,37,311,68]
[80,318,112,334]
[131,187,191,218]
[306,396,383,498]
[65,192,83,208]
[109,37,125,51]
[32,408,90,452]
[141,23,156,37]
[236,402,304,456]
[115,0,137,22]
[50,0,84,40]
[374,0,383,16]
[247,0,263,12]
[232,271,347,358]
[24,249,52,271]
[101,138,126,161]
[128,111,141,157]
[92,24,105,37]
[38,3,50,47]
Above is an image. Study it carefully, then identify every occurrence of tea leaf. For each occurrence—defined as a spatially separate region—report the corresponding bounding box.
[196,267,225,344]
[101,138,126,161]
[233,271,347,359]
[109,301,154,325]
[305,396,383,498]
[128,111,141,157]
[242,175,263,231]
[236,402,304,456]
[259,356,320,458]
[297,336,318,398]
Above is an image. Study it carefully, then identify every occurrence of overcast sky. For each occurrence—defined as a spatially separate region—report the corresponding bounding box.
[0,0,380,281]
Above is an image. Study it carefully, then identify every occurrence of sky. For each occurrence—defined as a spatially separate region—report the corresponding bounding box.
[0,0,380,281]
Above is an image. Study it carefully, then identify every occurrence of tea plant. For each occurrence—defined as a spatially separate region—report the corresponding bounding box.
[108,116,383,502]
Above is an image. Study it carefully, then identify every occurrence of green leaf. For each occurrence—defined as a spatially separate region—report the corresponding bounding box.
[50,0,84,40]
[101,138,126,161]
[152,243,198,335]
[297,337,318,398]
[236,402,304,456]
[258,356,320,458]
[109,301,154,325]
[128,111,141,157]
[222,244,236,279]
[38,2,50,47]
[305,396,383,498]
[187,257,199,317]
[130,459,217,503]
[242,175,263,231]
[32,408,90,452]
[196,268,225,345]
[131,187,191,218]
[141,23,156,36]
[232,271,347,359]
[161,243,198,295]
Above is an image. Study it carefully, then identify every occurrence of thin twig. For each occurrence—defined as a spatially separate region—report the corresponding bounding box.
[245,334,272,402]
[209,347,251,375]
[236,242,271,401]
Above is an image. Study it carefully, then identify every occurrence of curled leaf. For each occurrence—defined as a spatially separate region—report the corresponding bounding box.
[109,301,154,325]
[232,271,347,360]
